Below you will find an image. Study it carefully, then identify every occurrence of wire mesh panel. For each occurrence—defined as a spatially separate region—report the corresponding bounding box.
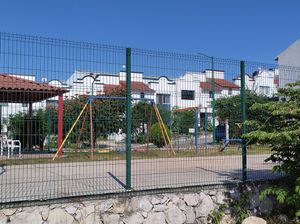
[129,48,246,190]
[244,61,300,181]
[0,32,296,205]
[243,61,279,181]
[0,32,127,203]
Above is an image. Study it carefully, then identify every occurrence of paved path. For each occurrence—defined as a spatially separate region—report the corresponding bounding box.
[0,154,280,203]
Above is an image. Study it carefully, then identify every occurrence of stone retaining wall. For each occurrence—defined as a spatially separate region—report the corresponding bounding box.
[0,183,277,224]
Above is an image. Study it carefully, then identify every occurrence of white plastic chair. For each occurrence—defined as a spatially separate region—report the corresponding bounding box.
[0,135,21,158]
[7,139,22,158]
[0,135,8,156]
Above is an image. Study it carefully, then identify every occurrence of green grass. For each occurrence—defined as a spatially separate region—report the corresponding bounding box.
[0,145,271,166]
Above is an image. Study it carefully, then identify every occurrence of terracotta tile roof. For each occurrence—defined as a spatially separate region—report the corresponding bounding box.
[103,84,122,93]
[120,81,155,93]
[207,78,239,89]
[104,81,154,93]
[0,74,67,92]
[0,74,68,103]
[200,82,222,92]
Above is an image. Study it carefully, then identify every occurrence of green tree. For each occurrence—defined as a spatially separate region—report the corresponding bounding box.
[8,88,126,150]
[131,101,152,143]
[215,91,270,138]
[8,109,48,150]
[59,89,126,146]
[244,82,300,219]
[172,109,196,134]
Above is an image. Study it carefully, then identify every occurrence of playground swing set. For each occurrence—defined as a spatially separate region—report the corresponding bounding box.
[52,94,244,161]
[142,105,210,153]
[218,122,245,152]
[52,96,175,161]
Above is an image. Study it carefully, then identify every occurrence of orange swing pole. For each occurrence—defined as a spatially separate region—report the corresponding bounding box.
[53,102,89,160]
[154,105,175,155]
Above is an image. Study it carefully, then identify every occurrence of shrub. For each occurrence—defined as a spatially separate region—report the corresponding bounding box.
[150,122,170,148]
[172,109,195,134]
[136,133,147,144]
[215,91,270,139]
[245,81,300,219]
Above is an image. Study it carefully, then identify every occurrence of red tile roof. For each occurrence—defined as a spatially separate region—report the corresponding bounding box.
[103,84,122,93]
[104,81,154,93]
[200,82,222,92]
[0,74,67,92]
[207,78,239,89]
[119,81,155,92]
[0,74,68,103]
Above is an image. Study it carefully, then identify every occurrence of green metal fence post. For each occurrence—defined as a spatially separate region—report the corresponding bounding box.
[195,108,199,153]
[125,48,132,190]
[240,60,247,181]
[47,108,51,151]
[211,57,216,144]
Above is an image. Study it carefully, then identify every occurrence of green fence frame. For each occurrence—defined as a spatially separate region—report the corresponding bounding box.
[240,60,247,181]
[126,48,132,190]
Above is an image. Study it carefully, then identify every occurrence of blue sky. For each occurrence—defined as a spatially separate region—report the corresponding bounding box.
[0,0,299,64]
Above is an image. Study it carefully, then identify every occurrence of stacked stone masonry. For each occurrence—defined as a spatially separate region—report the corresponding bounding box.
[0,185,276,224]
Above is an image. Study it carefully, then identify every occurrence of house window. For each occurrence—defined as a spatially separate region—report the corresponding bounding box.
[209,91,213,99]
[228,89,232,95]
[156,94,170,104]
[181,90,195,100]
[259,86,270,96]
[22,103,28,107]
[140,92,145,99]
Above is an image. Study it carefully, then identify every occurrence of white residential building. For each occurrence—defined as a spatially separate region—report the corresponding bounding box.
[1,67,281,145]
[199,70,240,112]
[275,38,300,88]
[62,69,240,114]
[1,67,278,135]
[233,69,279,97]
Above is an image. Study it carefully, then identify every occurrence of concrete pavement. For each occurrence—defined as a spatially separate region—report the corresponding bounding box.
[0,154,280,203]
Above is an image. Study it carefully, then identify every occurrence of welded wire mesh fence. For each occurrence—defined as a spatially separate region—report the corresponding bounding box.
[0,32,298,205]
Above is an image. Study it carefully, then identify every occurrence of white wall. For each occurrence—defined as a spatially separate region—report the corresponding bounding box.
[174,73,202,109]
[234,75,255,91]
[234,69,277,97]
[64,70,242,115]
[204,70,225,79]
[3,69,272,138]
[120,71,143,82]
[146,76,175,108]
[276,39,300,88]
